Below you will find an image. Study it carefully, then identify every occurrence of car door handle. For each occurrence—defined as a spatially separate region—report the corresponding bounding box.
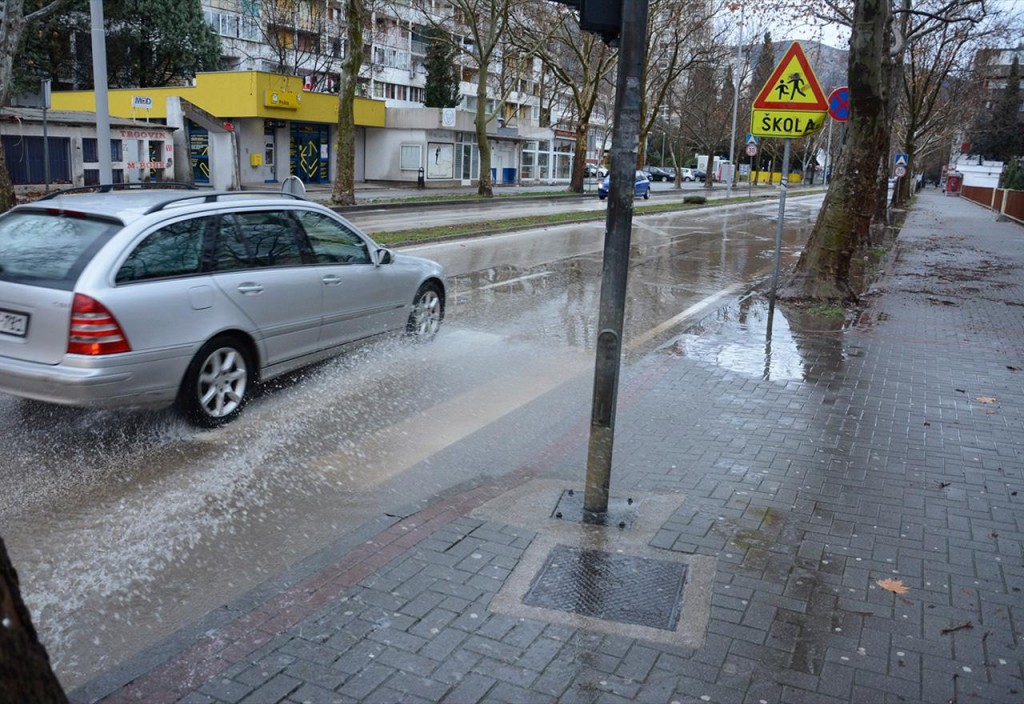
[321,275,343,286]
[236,283,264,294]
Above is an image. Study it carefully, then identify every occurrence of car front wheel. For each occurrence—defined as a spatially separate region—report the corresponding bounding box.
[178,336,252,427]
[407,282,443,342]
[643,190,650,199]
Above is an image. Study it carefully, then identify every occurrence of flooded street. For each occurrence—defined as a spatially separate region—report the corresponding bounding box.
[0,194,824,689]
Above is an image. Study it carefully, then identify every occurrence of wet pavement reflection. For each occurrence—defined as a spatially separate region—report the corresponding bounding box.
[660,295,848,383]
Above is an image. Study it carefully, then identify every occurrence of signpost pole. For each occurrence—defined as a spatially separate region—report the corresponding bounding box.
[767,138,791,336]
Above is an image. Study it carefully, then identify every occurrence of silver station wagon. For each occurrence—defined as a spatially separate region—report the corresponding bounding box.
[0,186,445,426]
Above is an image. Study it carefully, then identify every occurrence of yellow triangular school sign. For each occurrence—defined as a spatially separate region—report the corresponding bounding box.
[751,42,828,139]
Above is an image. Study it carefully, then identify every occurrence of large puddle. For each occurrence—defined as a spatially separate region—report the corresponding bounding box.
[660,295,850,382]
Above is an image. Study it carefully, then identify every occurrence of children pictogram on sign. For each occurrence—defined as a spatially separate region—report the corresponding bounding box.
[752,43,828,111]
[773,73,807,101]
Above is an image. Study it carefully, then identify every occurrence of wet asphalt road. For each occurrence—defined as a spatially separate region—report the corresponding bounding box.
[0,193,823,688]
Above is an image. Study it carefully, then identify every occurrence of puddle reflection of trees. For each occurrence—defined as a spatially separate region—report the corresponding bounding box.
[667,296,848,385]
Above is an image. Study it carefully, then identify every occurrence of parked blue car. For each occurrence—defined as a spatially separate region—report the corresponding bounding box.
[598,171,651,201]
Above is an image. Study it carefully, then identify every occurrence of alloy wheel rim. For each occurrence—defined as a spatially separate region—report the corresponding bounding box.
[197,347,247,418]
[414,291,441,337]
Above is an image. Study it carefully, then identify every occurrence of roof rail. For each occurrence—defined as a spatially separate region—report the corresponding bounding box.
[37,182,198,201]
[142,190,307,214]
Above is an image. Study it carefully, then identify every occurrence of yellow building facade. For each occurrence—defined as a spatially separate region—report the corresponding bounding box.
[52,71,385,188]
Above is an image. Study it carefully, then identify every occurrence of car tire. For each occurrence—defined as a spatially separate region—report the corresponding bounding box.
[598,194,607,200]
[643,190,650,199]
[178,335,252,427]
[406,282,443,342]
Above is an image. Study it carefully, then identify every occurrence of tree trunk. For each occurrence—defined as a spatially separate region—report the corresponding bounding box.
[331,0,364,206]
[1,536,67,702]
[569,122,589,193]
[0,1,28,212]
[0,146,17,212]
[779,0,892,303]
[475,67,493,197]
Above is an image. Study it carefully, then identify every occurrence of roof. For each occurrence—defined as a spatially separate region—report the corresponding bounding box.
[0,107,177,131]
[19,187,314,225]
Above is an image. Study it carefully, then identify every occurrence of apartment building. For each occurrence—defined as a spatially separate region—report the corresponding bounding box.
[199,0,585,186]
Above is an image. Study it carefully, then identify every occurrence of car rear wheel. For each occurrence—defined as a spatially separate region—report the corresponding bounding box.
[642,190,650,199]
[178,336,252,427]
[407,282,443,342]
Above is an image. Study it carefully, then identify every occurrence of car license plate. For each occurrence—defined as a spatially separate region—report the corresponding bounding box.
[0,308,29,337]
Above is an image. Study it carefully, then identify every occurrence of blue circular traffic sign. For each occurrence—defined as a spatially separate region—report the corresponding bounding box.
[828,87,849,122]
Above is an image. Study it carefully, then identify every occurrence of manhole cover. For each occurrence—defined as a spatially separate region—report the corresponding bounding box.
[522,544,688,630]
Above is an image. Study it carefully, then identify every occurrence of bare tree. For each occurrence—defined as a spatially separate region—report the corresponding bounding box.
[892,1,1007,201]
[677,57,733,184]
[639,0,724,171]
[409,0,512,196]
[510,1,616,192]
[246,0,344,83]
[781,0,999,302]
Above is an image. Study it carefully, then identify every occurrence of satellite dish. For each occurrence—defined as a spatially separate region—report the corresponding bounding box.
[281,175,306,197]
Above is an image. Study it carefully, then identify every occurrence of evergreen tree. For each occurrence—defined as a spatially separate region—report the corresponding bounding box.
[17,0,222,90]
[423,28,461,108]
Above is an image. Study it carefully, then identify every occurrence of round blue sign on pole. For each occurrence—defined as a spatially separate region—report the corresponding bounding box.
[828,87,849,122]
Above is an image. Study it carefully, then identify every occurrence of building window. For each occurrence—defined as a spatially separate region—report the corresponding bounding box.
[400,144,421,170]
[82,138,122,162]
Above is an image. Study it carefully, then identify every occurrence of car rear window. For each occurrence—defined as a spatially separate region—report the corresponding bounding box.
[0,210,117,288]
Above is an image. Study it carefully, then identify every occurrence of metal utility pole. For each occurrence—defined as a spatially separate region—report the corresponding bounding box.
[726,3,744,199]
[90,0,112,184]
[583,0,649,521]
[42,80,51,193]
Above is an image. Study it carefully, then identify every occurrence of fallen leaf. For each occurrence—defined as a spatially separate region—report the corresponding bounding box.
[876,578,909,594]
[976,396,997,404]
[941,621,973,635]
[1008,366,1021,372]
[939,481,951,488]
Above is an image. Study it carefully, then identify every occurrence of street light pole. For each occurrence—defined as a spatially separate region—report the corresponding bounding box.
[90,0,112,184]
[726,3,743,199]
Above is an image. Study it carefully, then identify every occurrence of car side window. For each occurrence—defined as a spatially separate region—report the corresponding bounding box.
[116,217,206,283]
[294,211,371,265]
[216,211,304,270]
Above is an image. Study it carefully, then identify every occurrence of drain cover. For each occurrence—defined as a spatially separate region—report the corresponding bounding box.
[522,544,688,630]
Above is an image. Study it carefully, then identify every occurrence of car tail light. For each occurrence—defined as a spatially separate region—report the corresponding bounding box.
[67,294,131,355]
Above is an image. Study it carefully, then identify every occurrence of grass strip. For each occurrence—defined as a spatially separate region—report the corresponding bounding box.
[369,195,765,246]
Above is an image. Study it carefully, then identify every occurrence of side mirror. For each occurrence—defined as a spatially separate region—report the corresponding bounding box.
[374,248,394,266]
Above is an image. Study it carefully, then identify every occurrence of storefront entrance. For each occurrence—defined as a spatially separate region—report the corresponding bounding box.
[187,124,210,184]
[290,123,329,184]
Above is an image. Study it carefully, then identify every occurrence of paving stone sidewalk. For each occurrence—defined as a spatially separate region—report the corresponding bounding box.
[71,191,1024,704]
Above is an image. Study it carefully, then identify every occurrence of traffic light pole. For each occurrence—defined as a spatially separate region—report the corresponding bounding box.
[583,0,649,521]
